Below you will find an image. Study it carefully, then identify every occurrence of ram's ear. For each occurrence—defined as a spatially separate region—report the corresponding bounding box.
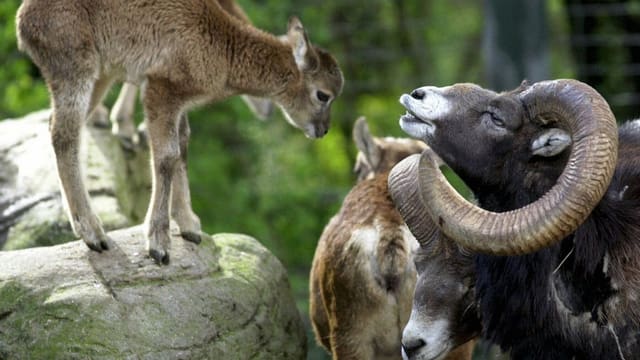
[531,128,572,157]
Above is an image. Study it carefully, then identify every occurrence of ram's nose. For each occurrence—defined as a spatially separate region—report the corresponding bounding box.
[410,88,426,100]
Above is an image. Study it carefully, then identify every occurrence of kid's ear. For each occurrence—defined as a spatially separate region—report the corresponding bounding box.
[287,17,317,71]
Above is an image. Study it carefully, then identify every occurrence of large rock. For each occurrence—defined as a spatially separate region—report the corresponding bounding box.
[0,109,150,249]
[0,110,307,358]
[0,227,306,359]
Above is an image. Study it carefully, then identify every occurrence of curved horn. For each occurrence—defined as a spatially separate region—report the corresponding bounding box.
[388,153,439,247]
[418,79,618,255]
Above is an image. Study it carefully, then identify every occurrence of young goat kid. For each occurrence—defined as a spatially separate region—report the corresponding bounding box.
[16,0,343,264]
[107,0,275,146]
[310,118,476,360]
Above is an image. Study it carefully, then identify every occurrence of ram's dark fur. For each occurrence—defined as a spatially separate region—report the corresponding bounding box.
[474,121,640,358]
[396,80,640,359]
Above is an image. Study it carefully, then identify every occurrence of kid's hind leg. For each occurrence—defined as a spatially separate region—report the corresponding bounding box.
[110,83,139,148]
[49,76,113,251]
[171,113,202,244]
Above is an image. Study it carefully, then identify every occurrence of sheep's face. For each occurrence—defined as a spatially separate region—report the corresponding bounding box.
[352,116,427,181]
[401,245,479,360]
[354,137,427,181]
[398,83,572,197]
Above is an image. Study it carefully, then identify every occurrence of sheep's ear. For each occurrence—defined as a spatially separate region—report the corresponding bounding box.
[353,116,381,171]
[287,17,317,71]
[531,128,572,157]
[353,153,372,181]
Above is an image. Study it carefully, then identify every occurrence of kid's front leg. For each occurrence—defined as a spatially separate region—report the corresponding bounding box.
[143,79,181,265]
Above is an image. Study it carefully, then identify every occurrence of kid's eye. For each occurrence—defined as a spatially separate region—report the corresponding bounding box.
[316,90,331,103]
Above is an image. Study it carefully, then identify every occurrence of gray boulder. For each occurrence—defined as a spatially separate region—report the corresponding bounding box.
[0,227,306,359]
[0,109,150,249]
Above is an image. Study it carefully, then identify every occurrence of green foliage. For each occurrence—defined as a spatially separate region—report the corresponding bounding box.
[0,0,49,118]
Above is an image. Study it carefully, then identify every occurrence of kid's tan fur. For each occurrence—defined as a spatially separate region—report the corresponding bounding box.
[16,0,343,264]
[108,0,275,146]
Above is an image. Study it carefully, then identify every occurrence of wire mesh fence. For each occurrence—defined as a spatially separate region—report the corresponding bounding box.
[566,0,640,119]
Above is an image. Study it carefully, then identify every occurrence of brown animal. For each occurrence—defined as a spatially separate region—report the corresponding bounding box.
[16,0,343,264]
[108,83,272,147]
[310,117,476,360]
[107,0,274,146]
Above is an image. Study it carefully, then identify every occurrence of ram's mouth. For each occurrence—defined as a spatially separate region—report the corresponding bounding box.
[400,110,434,128]
[398,94,437,140]
[399,108,435,140]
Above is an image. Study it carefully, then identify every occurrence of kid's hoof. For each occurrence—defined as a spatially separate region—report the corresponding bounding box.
[89,105,110,128]
[85,235,111,252]
[149,249,170,265]
[181,231,202,245]
[117,135,136,152]
[137,123,149,149]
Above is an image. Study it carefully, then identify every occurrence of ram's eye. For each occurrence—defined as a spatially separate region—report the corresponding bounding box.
[316,90,331,103]
[490,113,505,128]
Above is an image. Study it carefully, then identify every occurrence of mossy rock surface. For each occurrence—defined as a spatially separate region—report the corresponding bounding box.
[0,227,306,359]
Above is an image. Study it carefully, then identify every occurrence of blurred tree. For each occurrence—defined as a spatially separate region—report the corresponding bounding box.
[483,0,550,90]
